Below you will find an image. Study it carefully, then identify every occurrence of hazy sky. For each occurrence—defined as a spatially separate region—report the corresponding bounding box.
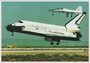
[2,2,89,46]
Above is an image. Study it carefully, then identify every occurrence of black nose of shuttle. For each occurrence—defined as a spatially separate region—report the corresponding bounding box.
[6,24,14,32]
[6,24,24,32]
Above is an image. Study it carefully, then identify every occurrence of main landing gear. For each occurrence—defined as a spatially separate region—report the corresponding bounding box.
[50,42,60,45]
[44,37,60,45]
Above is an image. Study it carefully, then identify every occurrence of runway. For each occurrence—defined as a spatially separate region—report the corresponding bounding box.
[2,48,88,56]
[2,48,88,51]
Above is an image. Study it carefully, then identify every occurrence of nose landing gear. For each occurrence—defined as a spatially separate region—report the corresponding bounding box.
[11,32,14,36]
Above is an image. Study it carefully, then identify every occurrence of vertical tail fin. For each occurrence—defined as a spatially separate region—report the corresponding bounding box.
[75,6,83,13]
[65,12,86,31]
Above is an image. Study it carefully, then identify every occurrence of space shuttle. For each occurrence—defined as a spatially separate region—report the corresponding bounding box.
[49,6,83,17]
[6,6,86,45]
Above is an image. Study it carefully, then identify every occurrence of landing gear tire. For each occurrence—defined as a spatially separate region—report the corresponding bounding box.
[56,42,60,45]
[50,42,54,45]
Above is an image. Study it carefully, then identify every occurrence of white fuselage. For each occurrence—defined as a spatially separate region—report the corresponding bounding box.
[51,8,82,14]
[14,20,77,38]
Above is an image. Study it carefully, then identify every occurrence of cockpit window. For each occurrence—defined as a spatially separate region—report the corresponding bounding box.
[18,20,23,23]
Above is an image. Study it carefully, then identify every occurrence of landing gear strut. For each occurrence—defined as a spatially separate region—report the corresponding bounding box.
[52,12,54,16]
[11,32,14,36]
[66,13,69,17]
[71,13,73,17]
